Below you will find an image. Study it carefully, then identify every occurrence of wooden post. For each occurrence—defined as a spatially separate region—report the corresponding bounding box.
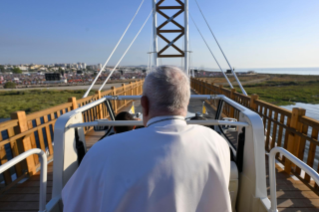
[250,94,259,111]
[112,86,118,114]
[219,85,223,95]
[129,82,133,96]
[43,116,53,156]
[22,135,36,176]
[11,111,35,176]
[68,97,78,110]
[95,91,103,119]
[122,83,127,106]
[284,107,306,174]
[229,88,236,118]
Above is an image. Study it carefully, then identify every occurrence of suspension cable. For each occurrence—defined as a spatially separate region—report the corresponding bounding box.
[83,0,146,98]
[98,10,153,91]
[190,14,233,88]
[193,0,247,95]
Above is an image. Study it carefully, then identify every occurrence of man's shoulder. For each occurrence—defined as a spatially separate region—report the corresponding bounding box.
[91,128,149,150]
[189,124,219,135]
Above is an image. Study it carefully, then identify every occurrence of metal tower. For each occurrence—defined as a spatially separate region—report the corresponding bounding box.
[152,0,189,73]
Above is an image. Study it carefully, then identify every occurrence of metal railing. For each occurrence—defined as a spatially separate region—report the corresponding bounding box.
[268,147,319,212]
[191,78,319,193]
[0,80,144,188]
[0,148,47,212]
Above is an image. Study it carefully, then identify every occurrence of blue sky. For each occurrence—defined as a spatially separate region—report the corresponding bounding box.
[0,0,318,69]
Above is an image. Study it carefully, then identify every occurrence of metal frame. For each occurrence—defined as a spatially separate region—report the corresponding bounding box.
[51,94,269,211]
[155,0,187,58]
[0,149,47,212]
[268,147,319,212]
[67,119,249,129]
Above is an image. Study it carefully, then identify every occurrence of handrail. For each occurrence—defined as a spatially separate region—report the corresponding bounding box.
[268,147,319,212]
[0,148,47,212]
[67,119,249,129]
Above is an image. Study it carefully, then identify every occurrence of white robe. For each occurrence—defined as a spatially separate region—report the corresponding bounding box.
[62,116,231,212]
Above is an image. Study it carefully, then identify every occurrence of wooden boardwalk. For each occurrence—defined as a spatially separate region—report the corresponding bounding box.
[0,99,318,211]
[0,133,319,211]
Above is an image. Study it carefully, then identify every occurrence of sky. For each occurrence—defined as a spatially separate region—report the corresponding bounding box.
[0,0,318,69]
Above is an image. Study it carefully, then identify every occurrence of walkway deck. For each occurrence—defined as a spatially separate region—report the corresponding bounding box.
[0,99,318,212]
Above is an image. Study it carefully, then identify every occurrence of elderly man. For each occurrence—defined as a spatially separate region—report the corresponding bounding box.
[62,66,231,212]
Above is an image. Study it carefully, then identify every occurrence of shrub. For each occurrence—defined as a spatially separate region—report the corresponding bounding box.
[4,82,16,88]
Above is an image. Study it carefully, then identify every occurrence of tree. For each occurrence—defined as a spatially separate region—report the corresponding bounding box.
[0,65,4,73]
[12,67,22,74]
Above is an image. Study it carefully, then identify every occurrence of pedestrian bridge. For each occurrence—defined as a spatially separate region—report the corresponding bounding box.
[0,78,319,211]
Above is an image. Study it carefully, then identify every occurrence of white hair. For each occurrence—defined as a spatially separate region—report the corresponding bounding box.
[143,66,190,113]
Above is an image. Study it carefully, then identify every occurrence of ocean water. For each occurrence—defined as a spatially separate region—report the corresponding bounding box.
[279,103,319,170]
[244,67,319,75]
[281,102,319,121]
[207,67,319,75]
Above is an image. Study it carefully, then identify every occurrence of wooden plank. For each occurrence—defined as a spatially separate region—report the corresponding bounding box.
[7,128,23,177]
[304,128,318,182]
[0,193,52,202]
[285,108,306,173]
[26,102,72,121]
[35,118,46,152]
[255,99,292,117]
[0,120,19,132]
[27,121,39,165]
[300,116,319,131]
[295,124,309,175]
[265,109,272,151]
[43,116,53,156]
[282,116,291,164]
[263,106,268,129]
[271,111,278,149]
[0,145,12,185]
[22,135,36,176]
[0,172,27,195]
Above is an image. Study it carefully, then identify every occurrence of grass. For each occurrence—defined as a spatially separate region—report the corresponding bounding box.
[0,90,95,119]
[200,74,319,106]
[242,82,319,105]
[1,74,319,119]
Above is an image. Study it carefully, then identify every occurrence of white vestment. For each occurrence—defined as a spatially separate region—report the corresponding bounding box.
[62,116,231,212]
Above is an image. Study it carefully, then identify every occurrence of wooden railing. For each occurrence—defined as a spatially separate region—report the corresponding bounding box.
[0,80,144,191]
[191,78,319,193]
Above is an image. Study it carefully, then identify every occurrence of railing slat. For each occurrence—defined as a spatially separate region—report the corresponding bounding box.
[305,128,319,182]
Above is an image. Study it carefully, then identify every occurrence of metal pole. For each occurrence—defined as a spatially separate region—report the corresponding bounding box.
[82,0,145,98]
[190,14,233,88]
[152,0,158,67]
[0,149,47,212]
[184,0,189,75]
[193,0,247,95]
[98,10,152,91]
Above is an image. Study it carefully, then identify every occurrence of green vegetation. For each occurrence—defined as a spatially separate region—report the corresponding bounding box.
[3,82,16,88]
[236,80,319,105]
[0,65,4,73]
[201,74,319,106]
[12,67,22,74]
[0,90,95,119]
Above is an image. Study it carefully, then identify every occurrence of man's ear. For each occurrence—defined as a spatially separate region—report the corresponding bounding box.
[141,95,149,117]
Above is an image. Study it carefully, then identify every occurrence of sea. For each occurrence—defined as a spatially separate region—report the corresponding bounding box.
[206,67,319,75]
